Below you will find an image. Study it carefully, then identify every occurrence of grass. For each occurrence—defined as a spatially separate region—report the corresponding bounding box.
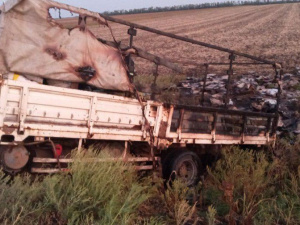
[134,74,203,105]
[0,148,197,225]
[292,83,300,91]
[199,141,300,225]
[134,74,184,91]
[0,150,153,225]
[0,139,299,224]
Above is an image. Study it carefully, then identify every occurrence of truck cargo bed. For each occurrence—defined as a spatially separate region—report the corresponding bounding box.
[0,79,276,146]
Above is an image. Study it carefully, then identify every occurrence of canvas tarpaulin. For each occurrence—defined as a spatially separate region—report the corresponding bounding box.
[0,0,133,91]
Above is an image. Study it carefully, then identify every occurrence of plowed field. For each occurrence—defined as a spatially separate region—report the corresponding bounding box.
[65,3,300,74]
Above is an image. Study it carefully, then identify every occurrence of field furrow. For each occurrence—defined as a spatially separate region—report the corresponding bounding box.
[62,3,300,74]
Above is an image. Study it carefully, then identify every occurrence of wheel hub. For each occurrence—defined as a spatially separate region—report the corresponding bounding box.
[178,160,195,183]
[1,145,29,172]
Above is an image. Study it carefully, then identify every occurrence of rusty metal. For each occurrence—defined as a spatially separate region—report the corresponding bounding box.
[128,27,137,46]
[100,14,277,65]
[32,157,160,163]
[211,113,218,143]
[151,64,159,100]
[201,64,209,106]
[127,27,137,78]
[208,62,269,65]
[175,60,270,67]
[225,53,235,107]
[266,117,272,142]
[31,156,159,173]
[241,115,247,144]
[122,141,129,160]
[97,38,183,73]
[172,104,276,118]
[99,14,282,126]
[48,139,61,171]
[1,145,29,172]
[177,109,185,141]
[272,65,283,135]
[78,138,83,153]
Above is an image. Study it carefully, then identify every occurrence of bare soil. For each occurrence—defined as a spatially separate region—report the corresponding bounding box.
[62,3,300,75]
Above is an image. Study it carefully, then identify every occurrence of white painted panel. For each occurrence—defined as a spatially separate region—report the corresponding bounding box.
[28,91,91,110]
[96,100,143,115]
[95,111,143,126]
[25,104,89,121]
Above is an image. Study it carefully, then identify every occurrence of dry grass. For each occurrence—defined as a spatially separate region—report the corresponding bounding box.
[1,142,299,224]
[1,141,299,224]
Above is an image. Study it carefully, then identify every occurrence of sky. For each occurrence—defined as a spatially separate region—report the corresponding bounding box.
[51,0,237,13]
[1,0,250,18]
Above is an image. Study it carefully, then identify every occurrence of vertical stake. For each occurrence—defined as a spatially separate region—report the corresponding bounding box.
[271,64,282,136]
[78,138,83,153]
[127,27,137,82]
[266,117,272,142]
[122,141,128,161]
[211,113,218,143]
[151,64,159,100]
[241,115,247,144]
[177,109,185,141]
[225,53,236,108]
[201,64,209,106]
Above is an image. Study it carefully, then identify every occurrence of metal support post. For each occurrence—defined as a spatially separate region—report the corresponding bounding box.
[151,64,159,100]
[271,65,282,136]
[122,141,129,161]
[127,27,137,81]
[201,64,209,106]
[78,138,83,153]
[225,53,236,108]
[241,115,247,144]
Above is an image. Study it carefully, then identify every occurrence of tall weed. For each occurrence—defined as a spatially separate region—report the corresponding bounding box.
[0,148,198,225]
[0,173,45,225]
[0,150,153,225]
[255,171,300,225]
[164,180,197,225]
[206,146,280,224]
[1,141,299,224]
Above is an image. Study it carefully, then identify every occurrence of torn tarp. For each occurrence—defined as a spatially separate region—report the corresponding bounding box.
[0,0,133,91]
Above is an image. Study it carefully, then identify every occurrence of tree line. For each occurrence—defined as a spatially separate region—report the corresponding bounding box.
[103,0,300,15]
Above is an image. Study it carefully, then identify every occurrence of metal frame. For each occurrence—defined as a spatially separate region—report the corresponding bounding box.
[98,13,282,134]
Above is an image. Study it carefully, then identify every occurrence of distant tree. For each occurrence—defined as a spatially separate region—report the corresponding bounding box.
[102,0,300,16]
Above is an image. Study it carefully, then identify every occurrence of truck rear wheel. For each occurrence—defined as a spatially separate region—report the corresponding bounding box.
[164,150,202,186]
[0,145,30,174]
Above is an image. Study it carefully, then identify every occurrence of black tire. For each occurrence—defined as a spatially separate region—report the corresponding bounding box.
[166,151,202,187]
[162,150,182,180]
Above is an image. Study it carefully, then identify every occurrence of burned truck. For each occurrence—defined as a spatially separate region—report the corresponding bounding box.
[0,0,282,186]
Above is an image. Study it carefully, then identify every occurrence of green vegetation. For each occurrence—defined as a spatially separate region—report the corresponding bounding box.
[0,151,154,225]
[202,145,300,224]
[134,74,202,105]
[292,83,300,91]
[134,74,184,91]
[0,140,299,224]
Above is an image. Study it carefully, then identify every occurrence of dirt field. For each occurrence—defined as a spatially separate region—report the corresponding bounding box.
[60,3,300,75]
